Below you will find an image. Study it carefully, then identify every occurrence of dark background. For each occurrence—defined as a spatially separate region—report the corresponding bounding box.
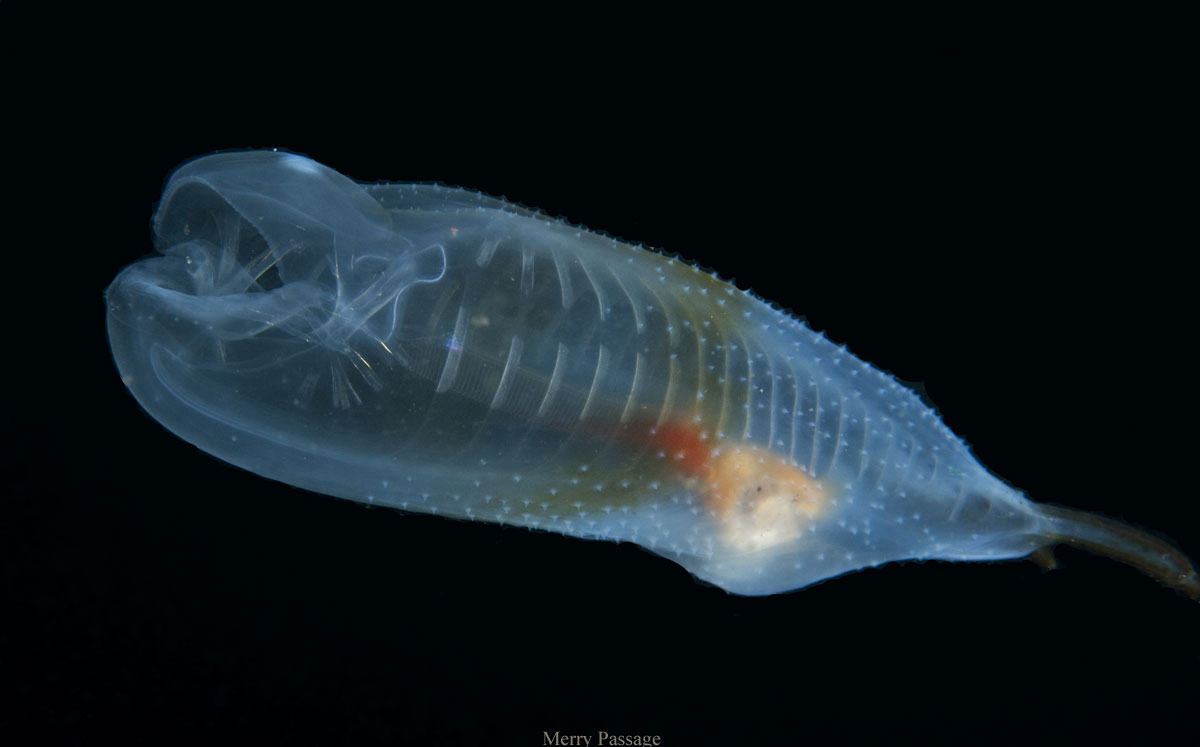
[4,10,1196,746]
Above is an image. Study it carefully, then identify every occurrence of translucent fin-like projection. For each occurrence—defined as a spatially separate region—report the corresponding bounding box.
[105,151,1199,598]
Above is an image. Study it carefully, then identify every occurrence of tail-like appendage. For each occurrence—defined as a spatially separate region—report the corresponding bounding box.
[1037,503,1199,601]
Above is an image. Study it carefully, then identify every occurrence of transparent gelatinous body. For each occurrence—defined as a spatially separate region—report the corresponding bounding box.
[106,151,1198,597]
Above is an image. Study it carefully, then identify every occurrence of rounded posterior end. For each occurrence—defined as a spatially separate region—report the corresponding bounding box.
[1162,559,1200,602]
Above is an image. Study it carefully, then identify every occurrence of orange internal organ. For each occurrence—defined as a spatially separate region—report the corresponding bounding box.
[650,420,829,551]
